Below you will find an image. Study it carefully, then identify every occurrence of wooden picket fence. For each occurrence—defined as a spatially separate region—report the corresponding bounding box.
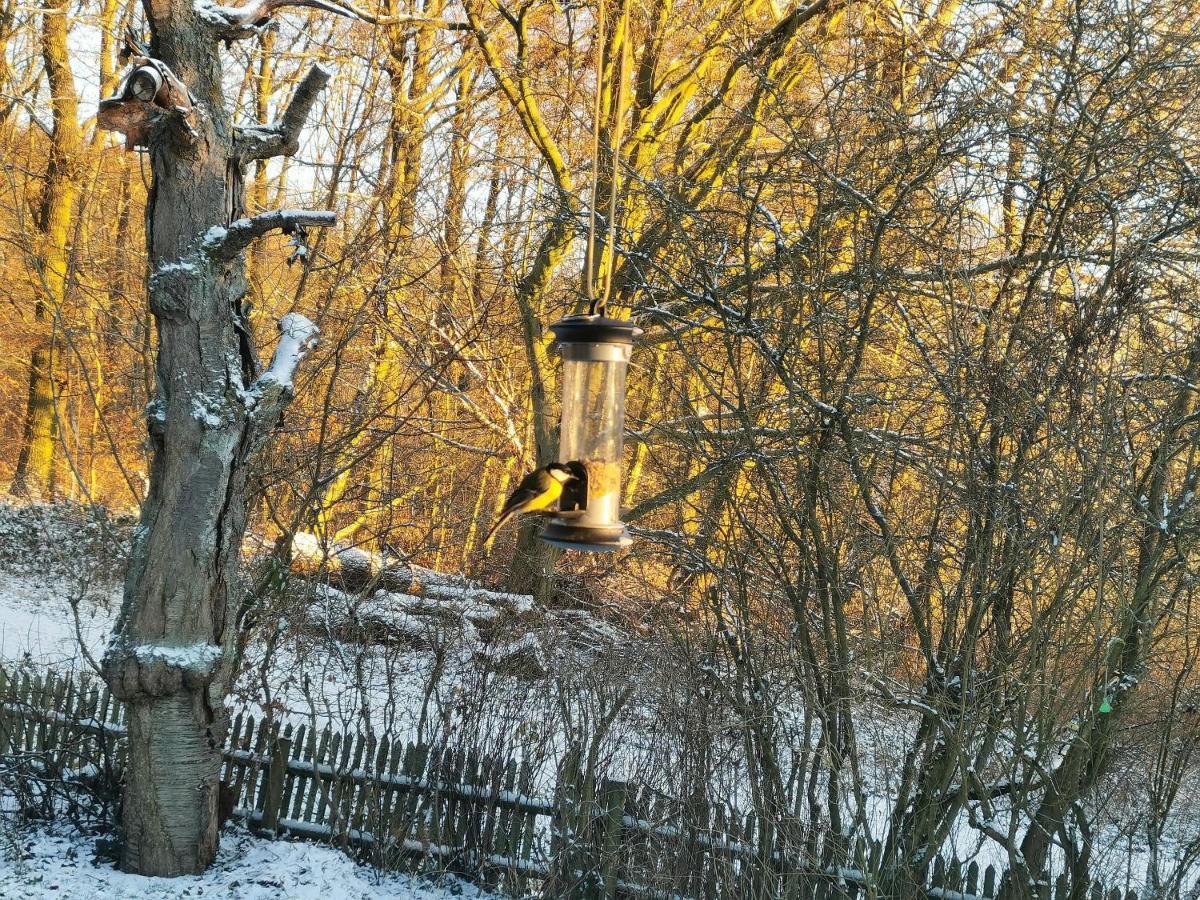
[0,664,1146,900]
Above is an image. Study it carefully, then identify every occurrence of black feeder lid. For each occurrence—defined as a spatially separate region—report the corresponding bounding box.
[549,314,642,346]
[542,519,632,552]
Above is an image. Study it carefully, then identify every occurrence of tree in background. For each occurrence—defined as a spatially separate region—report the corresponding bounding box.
[8,0,82,499]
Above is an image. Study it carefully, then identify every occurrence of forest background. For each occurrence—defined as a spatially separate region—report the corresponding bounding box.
[2,0,1200,893]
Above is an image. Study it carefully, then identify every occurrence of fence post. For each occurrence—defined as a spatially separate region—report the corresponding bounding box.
[598,778,627,900]
[549,748,583,898]
[983,865,997,898]
[260,736,291,835]
[0,667,10,755]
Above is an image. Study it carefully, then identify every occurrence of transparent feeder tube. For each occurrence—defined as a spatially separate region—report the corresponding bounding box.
[557,346,629,527]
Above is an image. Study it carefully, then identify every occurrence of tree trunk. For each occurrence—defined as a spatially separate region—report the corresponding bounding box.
[507,518,560,605]
[501,219,571,600]
[10,346,58,498]
[104,35,248,867]
[10,0,81,499]
[246,30,275,299]
[99,3,334,875]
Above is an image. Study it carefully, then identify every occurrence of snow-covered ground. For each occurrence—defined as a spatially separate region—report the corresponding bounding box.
[0,568,114,668]
[0,500,634,801]
[0,504,602,897]
[0,823,496,899]
[0,505,625,751]
[0,502,1196,895]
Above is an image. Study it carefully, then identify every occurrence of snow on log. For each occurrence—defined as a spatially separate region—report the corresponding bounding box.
[422,583,537,617]
[301,585,484,650]
[284,534,541,622]
[284,534,549,648]
[288,532,419,593]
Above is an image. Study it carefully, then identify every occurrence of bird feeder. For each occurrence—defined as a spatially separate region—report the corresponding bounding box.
[98,51,196,151]
[541,314,641,552]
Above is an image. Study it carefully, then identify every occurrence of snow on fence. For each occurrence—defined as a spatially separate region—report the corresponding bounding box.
[0,665,1142,900]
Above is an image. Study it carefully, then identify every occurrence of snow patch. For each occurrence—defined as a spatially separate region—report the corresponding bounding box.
[152,261,199,277]
[192,0,229,27]
[423,583,536,615]
[0,823,497,899]
[191,396,224,428]
[145,399,166,424]
[200,224,229,247]
[261,313,318,391]
[131,641,221,672]
[243,314,319,409]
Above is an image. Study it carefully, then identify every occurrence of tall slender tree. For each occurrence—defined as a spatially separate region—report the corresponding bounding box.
[9,0,83,499]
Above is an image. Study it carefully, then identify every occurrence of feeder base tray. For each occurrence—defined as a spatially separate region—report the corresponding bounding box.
[540,520,631,552]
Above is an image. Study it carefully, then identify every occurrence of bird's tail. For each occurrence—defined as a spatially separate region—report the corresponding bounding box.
[483,508,516,546]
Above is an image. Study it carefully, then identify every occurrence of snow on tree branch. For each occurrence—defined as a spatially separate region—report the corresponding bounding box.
[236,63,332,161]
[245,313,320,443]
[261,313,319,392]
[194,0,364,40]
[201,208,335,261]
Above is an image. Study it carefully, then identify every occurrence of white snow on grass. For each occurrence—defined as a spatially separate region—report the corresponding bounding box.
[0,569,115,668]
[0,824,497,899]
[0,502,1196,892]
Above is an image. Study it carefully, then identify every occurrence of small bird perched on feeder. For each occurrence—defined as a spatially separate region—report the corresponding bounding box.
[485,463,578,544]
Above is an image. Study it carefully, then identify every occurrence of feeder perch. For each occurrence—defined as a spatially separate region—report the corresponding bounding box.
[541,314,641,552]
[128,66,164,102]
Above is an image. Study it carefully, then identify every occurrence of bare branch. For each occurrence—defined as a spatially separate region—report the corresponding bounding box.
[626,456,744,524]
[236,63,332,161]
[338,6,468,28]
[194,0,363,40]
[464,0,573,197]
[201,208,335,261]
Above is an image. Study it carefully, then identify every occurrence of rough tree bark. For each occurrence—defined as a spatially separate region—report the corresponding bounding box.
[98,0,342,875]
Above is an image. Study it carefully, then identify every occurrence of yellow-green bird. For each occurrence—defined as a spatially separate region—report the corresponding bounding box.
[485,463,577,544]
